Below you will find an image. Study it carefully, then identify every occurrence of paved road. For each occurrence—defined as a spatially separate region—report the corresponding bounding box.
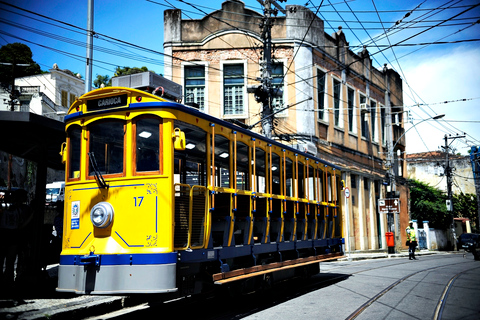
[2,251,479,319]
[242,252,480,320]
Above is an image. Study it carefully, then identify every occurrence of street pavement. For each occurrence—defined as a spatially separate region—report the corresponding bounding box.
[0,250,477,319]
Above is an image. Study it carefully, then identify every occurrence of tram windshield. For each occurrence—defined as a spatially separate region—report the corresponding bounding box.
[88,120,124,175]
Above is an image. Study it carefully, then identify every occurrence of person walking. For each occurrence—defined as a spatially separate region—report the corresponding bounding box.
[406,221,417,260]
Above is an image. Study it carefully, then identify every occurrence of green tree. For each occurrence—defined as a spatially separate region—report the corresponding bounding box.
[453,192,478,231]
[113,66,150,77]
[93,74,111,88]
[0,43,42,87]
[408,179,450,228]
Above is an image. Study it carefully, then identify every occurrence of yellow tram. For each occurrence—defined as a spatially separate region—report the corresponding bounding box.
[57,86,344,295]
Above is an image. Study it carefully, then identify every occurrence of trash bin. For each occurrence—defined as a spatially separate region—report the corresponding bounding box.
[385,232,394,247]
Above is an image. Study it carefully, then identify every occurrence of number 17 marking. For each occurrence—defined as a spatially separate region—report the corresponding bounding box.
[134,196,144,207]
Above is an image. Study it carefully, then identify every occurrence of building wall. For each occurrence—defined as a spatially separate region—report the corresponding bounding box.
[164,0,406,252]
[407,153,476,195]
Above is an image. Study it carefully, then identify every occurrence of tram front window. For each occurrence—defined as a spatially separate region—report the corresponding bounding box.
[88,120,124,175]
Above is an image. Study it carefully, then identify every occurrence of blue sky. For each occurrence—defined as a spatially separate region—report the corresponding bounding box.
[1,0,479,154]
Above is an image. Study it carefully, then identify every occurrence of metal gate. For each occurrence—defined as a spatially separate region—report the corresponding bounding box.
[418,229,427,249]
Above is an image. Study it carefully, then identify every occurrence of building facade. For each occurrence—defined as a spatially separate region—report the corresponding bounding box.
[163,0,407,252]
[407,151,476,195]
[1,64,84,120]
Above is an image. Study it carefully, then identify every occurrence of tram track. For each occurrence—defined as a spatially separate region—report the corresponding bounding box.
[343,254,480,320]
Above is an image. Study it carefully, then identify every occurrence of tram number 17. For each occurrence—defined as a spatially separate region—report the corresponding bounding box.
[134,196,144,207]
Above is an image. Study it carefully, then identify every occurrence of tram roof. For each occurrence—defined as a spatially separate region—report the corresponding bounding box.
[66,97,342,171]
[0,111,65,170]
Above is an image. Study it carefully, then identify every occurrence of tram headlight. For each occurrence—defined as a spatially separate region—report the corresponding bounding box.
[90,202,114,228]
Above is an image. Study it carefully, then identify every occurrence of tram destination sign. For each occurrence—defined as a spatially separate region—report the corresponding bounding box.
[87,94,128,111]
[378,198,400,214]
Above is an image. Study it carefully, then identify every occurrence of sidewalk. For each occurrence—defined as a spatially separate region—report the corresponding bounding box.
[0,250,453,320]
[339,248,443,261]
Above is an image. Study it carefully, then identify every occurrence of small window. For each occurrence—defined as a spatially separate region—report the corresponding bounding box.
[88,120,124,176]
[224,64,244,116]
[67,125,81,179]
[271,63,285,114]
[371,101,377,142]
[347,88,355,132]
[185,66,205,111]
[69,93,76,107]
[135,117,161,173]
[333,79,341,127]
[61,90,68,107]
[317,70,326,121]
[360,95,368,138]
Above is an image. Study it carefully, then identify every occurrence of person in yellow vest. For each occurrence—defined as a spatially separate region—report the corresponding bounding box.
[406,221,417,260]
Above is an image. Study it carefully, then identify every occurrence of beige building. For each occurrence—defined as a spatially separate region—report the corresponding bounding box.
[163,0,408,252]
[407,151,476,195]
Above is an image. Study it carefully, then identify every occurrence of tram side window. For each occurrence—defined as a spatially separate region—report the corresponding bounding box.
[67,125,81,179]
[298,161,305,198]
[236,142,250,190]
[285,157,294,197]
[272,152,281,195]
[215,134,230,188]
[135,118,160,173]
[308,165,315,200]
[88,120,124,175]
[255,148,266,193]
[173,121,207,186]
[318,168,324,202]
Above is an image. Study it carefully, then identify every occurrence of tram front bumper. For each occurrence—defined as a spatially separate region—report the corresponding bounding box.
[57,253,178,295]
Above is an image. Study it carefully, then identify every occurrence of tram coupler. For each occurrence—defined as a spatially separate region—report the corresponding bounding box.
[79,253,101,266]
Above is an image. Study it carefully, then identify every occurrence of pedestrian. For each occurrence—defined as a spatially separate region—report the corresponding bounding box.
[406,221,417,260]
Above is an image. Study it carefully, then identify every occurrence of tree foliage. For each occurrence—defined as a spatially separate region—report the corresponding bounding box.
[93,66,152,89]
[0,43,42,87]
[409,179,478,230]
[93,74,111,88]
[408,179,450,228]
[453,192,478,231]
[113,66,149,77]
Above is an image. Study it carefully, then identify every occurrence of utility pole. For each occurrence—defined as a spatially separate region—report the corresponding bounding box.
[260,0,273,138]
[443,134,465,251]
[384,64,397,245]
[85,0,94,93]
[248,0,285,138]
